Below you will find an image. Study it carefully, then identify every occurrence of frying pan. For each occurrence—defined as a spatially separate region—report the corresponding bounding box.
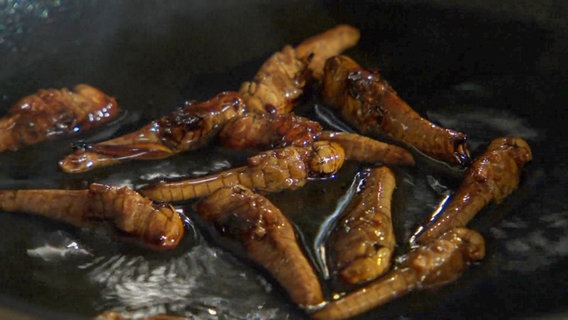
[1,1,567,319]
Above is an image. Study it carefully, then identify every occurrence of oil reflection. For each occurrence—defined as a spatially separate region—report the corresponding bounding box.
[427,106,541,151]
[80,243,294,319]
[26,230,92,262]
[491,211,568,272]
[489,168,568,272]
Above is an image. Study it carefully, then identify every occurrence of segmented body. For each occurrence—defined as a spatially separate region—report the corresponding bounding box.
[0,84,118,152]
[195,185,324,307]
[313,227,485,320]
[294,24,361,81]
[329,166,397,284]
[218,112,323,149]
[59,91,245,173]
[0,183,184,250]
[414,137,532,244]
[241,24,361,115]
[140,141,345,202]
[318,131,414,166]
[219,112,414,165]
[322,55,471,166]
[240,45,306,114]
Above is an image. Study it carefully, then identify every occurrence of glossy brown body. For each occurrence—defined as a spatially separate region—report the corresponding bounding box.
[219,112,323,149]
[329,166,397,284]
[318,131,414,166]
[313,228,485,320]
[240,25,360,114]
[295,24,361,81]
[0,183,184,250]
[415,137,533,244]
[59,91,245,173]
[239,45,306,114]
[219,112,414,165]
[0,84,118,152]
[140,141,345,202]
[322,55,471,166]
[195,185,324,307]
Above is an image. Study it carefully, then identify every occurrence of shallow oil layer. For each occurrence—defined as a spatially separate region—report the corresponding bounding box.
[0,78,560,320]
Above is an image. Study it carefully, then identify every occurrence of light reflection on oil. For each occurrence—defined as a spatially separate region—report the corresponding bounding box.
[491,210,568,272]
[80,243,293,319]
[26,230,92,262]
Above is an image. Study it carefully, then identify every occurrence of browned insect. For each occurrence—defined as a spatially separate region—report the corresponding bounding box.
[312,227,485,320]
[140,141,346,202]
[239,45,306,115]
[328,166,397,285]
[219,112,414,165]
[295,24,361,82]
[317,131,414,166]
[218,111,324,149]
[0,84,118,152]
[0,183,184,250]
[59,91,246,173]
[194,185,324,308]
[413,136,533,244]
[241,24,360,114]
[322,55,471,167]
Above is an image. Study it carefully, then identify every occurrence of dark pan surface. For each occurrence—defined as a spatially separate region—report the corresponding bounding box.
[1,1,567,319]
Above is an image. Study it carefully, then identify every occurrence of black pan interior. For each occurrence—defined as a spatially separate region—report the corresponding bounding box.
[1,1,567,319]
